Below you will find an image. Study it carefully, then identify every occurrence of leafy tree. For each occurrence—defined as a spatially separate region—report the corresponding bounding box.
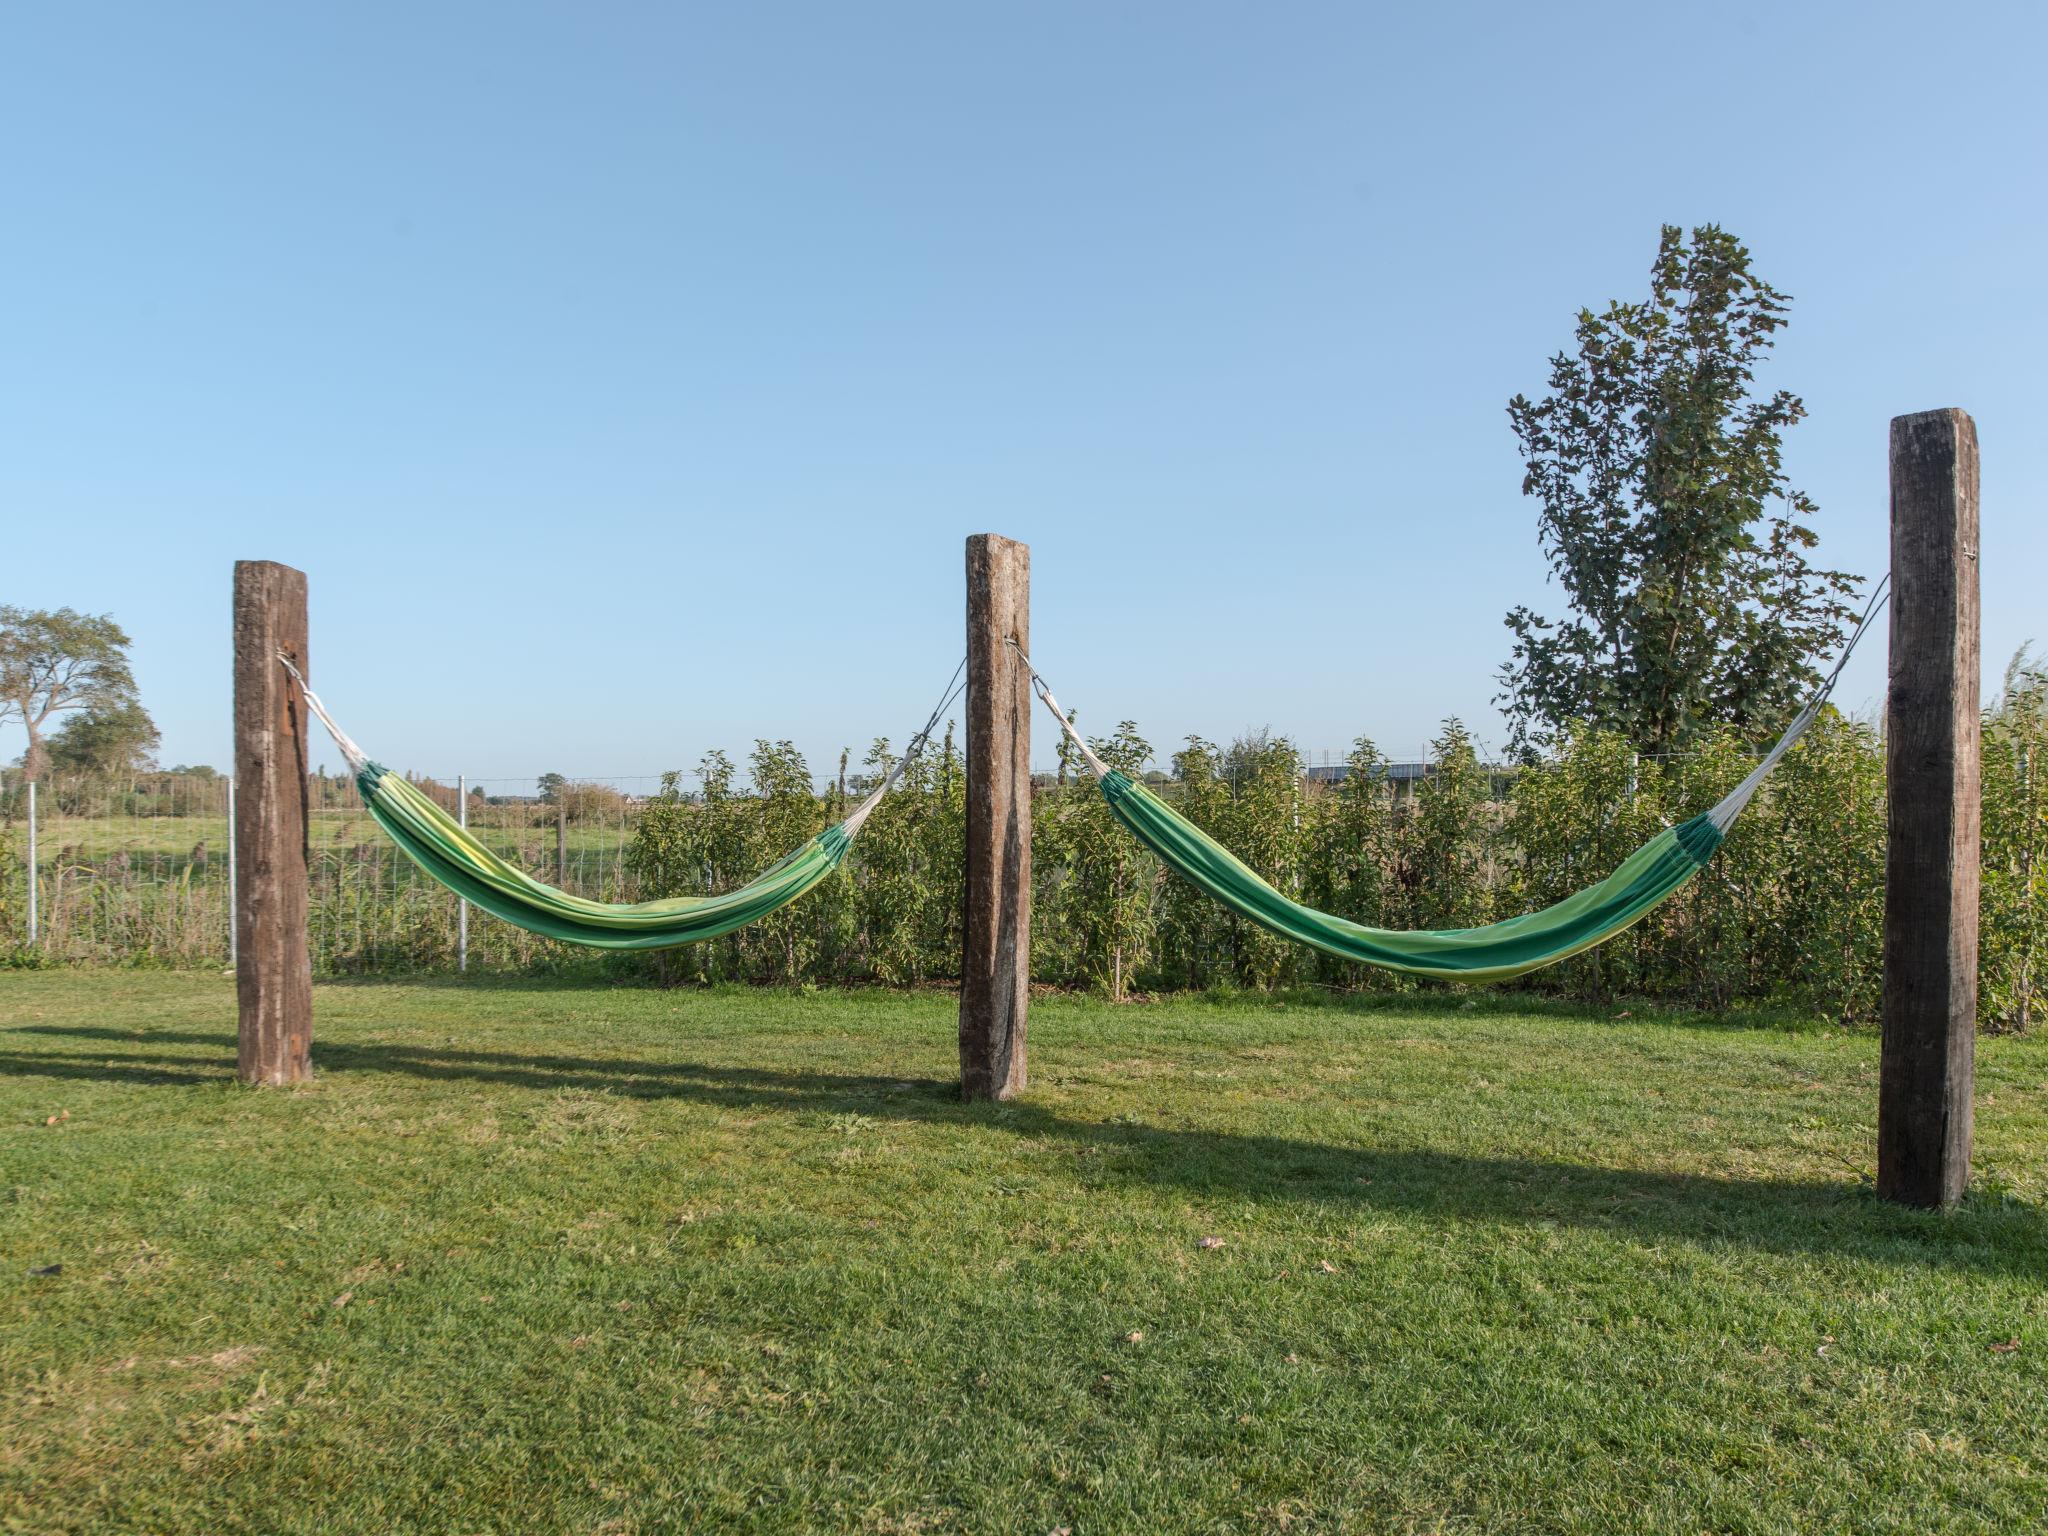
[554,780,627,819]
[1216,729,1308,989]
[46,700,161,776]
[746,739,827,983]
[1324,736,1396,924]
[1751,709,1887,1022]
[1052,722,1157,999]
[1502,724,1664,999]
[1499,225,1859,755]
[1154,736,1227,987]
[0,607,144,780]
[536,772,567,803]
[1983,650,2047,1031]
[1297,737,1400,989]
[1404,719,1494,931]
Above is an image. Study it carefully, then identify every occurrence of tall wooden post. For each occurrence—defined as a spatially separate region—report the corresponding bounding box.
[960,534,1030,1100]
[1879,409,1980,1208]
[233,560,313,1085]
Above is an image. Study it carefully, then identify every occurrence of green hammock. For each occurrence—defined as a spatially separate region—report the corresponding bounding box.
[1094,767,1720,982]
[1018,596,1878,984]
[284,658,954,951]
[354,763,854,950]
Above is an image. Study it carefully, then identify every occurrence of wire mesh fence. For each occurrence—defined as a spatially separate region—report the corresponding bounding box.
[0,771,235,967]
[0,768,681,973]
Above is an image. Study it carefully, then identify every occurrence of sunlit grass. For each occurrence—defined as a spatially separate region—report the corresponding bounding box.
[4,973,2045,1533]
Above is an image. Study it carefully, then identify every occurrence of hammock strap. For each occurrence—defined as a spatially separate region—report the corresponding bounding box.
[1008,642,1110,778]
[1704,575,1889,832]
[275,656,369,776]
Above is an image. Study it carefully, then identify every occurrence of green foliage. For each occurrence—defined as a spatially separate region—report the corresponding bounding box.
[0,605,145,781]
[45,699,160,775]
[744,740,832,984]
[1984,652,2048,1031]
[1300,737,1397,988]
[1744,711,1887,1020]
[1500,226,1860,755]
[1405,719,1495,931]
[847,739,922,985]
[1498,725,1662,1001]
[12,703,2044,1031]
[1152,736,1228,989]
[1214,732,1310,990]
[1038,722,1157,998]
[1503,714,1888,1020]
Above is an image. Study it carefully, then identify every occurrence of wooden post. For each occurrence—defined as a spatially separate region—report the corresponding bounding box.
[232,560,313,1085]
[556,801,568,886]
[960,534,1031,1100]
[1879,409,1980,1208]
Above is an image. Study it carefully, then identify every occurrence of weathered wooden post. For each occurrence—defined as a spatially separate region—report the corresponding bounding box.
[1879,409,1980,1207]
[232,560,313,1085]
[960,534,1031,1100]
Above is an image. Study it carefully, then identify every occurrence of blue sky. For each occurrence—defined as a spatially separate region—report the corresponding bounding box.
[5,2,2041,784]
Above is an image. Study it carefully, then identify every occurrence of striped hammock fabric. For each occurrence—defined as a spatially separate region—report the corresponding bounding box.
[282,657,951,951]
[1019,584,1880,983]
[355,763,853,950]
[1094,767,1721,982]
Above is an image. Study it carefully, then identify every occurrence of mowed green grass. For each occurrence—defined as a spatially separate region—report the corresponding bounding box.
[4,975,2045,1535]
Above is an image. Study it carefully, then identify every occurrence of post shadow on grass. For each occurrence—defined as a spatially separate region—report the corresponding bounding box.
[5,1024,2042,1280]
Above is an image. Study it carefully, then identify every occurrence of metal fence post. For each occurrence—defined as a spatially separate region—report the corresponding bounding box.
[24,779,37,947]
[457,774,469,973]
[226,775,238,968]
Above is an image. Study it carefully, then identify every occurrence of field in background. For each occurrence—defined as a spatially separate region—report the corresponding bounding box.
[5,974,2046,1533]
[0,771,660,974]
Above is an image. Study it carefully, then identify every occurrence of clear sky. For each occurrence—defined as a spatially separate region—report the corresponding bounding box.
[4,2,2041,785]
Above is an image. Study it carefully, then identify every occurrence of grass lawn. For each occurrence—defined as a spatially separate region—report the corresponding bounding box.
[4,974,2046,1534]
